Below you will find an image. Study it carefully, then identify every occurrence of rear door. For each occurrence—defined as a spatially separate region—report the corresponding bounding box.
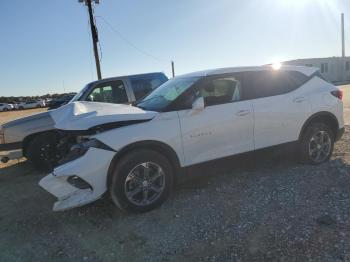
[244,70,311,149]
[178,74,254,166]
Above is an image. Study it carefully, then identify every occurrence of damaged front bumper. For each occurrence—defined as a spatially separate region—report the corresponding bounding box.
[39,147,115,211]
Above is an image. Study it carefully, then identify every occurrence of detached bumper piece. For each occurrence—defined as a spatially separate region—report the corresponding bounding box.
[40,174,93,211]
[39,147,115,211]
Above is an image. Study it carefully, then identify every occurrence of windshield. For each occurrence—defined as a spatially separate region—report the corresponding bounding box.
[136,76,200,111]
[69,84,91,103]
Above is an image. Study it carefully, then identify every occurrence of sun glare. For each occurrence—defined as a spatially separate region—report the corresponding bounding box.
[272,62,282,70]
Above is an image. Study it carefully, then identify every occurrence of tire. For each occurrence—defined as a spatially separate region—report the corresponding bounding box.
[26,132,61,172]
[299,122,334,165]
[3,108,8,112]
[19,106,24,110]
[109,149,174,213]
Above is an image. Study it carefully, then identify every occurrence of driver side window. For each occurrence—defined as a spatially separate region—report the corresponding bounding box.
[196,77,242,107]
[88,81,128,104]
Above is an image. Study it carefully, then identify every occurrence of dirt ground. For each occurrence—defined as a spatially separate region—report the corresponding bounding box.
[342,85,350,124]
[0,108,47,125]
[0,87,349,261]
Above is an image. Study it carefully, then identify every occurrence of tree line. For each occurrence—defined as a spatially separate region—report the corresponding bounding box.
[0,93,76,104]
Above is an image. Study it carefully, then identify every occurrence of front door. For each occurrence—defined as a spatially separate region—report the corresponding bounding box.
[178,74,254,167]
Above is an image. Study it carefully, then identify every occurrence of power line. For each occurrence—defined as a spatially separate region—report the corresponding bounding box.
[95,15,171,63]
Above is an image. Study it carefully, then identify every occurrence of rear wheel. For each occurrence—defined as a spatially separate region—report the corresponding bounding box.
[26,132,62,172]
[109,149,174,213]
[299,122,334,165]
[3,108,8,112]
[19,106,24,110]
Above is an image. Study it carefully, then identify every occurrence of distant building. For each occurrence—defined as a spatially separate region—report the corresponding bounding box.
[285,57,350,84]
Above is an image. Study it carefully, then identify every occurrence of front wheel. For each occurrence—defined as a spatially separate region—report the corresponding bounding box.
[26,132,62,172]
[109,150,174,213]
[3,108,8,112]
[299,123,334,165]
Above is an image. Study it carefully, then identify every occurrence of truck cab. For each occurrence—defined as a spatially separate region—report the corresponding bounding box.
[0,72,168,170]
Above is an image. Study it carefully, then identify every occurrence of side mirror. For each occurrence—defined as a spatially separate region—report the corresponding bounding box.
[192,97,205,111]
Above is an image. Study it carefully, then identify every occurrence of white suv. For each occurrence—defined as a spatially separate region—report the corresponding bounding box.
[40,65,344,213]
[17,100,45,110]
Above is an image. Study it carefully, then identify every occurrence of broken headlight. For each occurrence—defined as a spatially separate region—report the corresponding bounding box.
[58,138,114,165]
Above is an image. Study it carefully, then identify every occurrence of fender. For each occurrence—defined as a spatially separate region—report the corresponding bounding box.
[106,140,183,187]
[298,111,339,141]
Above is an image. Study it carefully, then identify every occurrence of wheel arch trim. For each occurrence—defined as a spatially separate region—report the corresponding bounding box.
[106,140,182,187]
[298,111,339,141]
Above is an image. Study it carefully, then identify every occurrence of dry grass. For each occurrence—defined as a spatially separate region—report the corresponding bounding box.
[340,85,350,125]
[0,108,47,125]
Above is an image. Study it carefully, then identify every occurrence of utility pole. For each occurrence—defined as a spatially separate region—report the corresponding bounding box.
[79,0,102,80]
[342,13,345,58]
[171,61,175,78]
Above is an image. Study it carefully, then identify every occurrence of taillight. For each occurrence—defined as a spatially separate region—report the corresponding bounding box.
[331,90,343,100]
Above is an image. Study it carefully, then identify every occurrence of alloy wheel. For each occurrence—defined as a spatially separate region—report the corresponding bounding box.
[308,130,332,163]
[124,162,165,206]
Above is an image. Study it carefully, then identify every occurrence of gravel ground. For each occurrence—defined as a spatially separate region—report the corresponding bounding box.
[0,127,349,261]
[0,86,349,261]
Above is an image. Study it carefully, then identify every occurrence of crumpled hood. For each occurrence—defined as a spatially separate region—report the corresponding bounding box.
[49,101,157,130]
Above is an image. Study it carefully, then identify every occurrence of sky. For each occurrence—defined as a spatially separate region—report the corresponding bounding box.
[0,0,349,96]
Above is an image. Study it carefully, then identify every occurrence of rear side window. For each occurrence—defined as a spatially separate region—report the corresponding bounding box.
[243,70,308,100]
[131,74,168,100]
[312,71,329,82]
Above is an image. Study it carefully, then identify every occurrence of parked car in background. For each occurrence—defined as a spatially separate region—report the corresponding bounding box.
[48,94,76,110]
[0,103,14,112]
[9,102,19,110]
[39,65,344,212]
[17,100,45,110]
[0,72,168,170]
[44,98,53,107]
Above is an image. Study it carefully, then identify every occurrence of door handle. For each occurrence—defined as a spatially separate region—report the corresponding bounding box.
[236,110,250,116]
[293,97,306,103]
